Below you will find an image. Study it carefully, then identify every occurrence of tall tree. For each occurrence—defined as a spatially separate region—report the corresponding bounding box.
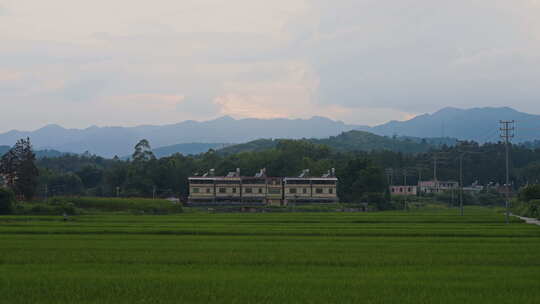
[0,187,15,214]
[123,139,156,196]
[0,138,39,200]
[132,139,155,162]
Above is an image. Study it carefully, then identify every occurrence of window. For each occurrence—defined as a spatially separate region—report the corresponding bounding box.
[219,188,226,193]
[232,188,237,193]
[329,188,333,194]
[269,188,281,194]
[303,188,307,194]
[206,188,211,193]
[289,188,297,194]
[245,188,253,194]
[192,188,200,193]
[316,188,323,194]
[258,188,263,194]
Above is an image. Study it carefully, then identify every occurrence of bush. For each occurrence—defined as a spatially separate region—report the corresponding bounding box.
[0,187,15,214]
[512,199,540,219]
[46,197,183,214]
[363,192,393,211]
[519,185,540,202]
[476,190,504,206]
[435,191,475,206]
[29,204,60,215]
[12,201,81,215]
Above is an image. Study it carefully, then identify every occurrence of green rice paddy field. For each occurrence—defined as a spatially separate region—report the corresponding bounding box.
[1,207,539,303]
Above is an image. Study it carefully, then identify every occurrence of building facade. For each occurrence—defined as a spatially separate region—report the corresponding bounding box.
[188,169,338,206]
[390,185,417,196]
[418,180,459,194]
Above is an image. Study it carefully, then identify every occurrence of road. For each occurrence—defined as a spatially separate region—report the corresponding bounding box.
[512,214,540,226]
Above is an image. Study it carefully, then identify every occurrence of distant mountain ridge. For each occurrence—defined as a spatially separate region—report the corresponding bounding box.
[0,117,365,157]
[366,107,540,143]
[0,107,538,157]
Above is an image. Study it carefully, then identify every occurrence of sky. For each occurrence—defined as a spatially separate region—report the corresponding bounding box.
[1,0,540,132]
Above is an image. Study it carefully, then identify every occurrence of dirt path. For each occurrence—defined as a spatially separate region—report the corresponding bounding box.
[512,214,540,226]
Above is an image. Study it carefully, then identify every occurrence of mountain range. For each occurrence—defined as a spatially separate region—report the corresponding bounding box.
[0,116,362,157]
[0,107,538,157]
[363,106,540,142]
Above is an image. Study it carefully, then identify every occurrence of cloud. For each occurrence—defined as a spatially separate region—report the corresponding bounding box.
[0,69,22,82]
[59,79,107,102]
[0,5,8,16]
[212,61,319,118]
[108,94,186,111]
[295,0,540,113]
[1,0,540,132]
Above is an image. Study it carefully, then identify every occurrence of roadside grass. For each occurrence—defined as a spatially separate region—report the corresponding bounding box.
[0,206,539,303]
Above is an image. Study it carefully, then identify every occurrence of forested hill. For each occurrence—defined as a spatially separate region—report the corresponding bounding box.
[0,145,68,159]
[0,145,9,156]
[153,143,227,158]
[219,130,457,155]
[311,131,457,153]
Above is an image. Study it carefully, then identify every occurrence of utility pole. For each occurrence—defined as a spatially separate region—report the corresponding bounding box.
[153,186,156,200]
[402,168,408,186]
[499,120,515,224]
[459,154,464,217]
[456,141,481,217]
[431,152,450,192]
[385,168,394,185]
[116,186,120,198]
[434,154,438,182]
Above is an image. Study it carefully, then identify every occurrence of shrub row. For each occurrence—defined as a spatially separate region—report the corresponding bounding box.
[511,199,540,219]
[14,197,183,215]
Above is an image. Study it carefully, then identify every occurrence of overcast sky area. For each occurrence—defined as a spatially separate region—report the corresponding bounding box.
[1,0,540,132]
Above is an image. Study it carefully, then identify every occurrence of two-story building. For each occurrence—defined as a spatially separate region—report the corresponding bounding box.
[390,185,418,196]
[187,168,339,206]
[418,180,459,194]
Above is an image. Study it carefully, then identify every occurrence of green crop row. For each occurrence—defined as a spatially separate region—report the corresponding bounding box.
[1,207,539,303]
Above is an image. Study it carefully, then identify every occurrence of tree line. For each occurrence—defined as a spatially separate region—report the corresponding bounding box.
[2,137,540,210]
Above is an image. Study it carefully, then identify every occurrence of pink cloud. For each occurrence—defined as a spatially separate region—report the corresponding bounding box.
[0,70,23,82]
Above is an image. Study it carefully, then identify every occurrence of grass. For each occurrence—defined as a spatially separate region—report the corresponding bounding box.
[0,206,539,303]
[15,197,183,215]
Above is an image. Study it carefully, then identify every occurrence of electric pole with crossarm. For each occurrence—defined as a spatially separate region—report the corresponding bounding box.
[499,120,515,224]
